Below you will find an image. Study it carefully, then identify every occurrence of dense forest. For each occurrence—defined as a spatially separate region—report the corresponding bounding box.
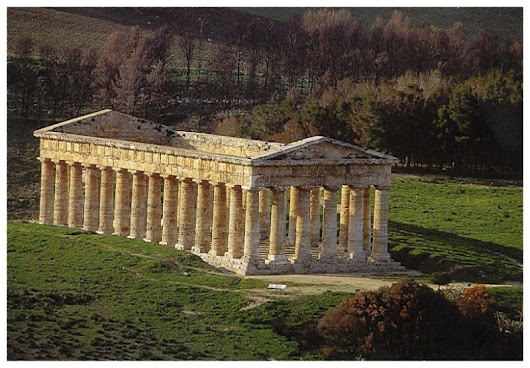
[7,8,523,178]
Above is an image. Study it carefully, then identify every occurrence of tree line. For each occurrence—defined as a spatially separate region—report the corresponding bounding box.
[7,9,522,177]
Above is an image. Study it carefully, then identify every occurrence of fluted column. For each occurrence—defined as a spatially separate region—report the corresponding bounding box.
[226,185,244,258]
[372,186,391,261]
[259,189,271,240]
[268,187,288,263]
[287,186,298,245]
[310,187,320,246]
[177,178,195,250]
[210,183,228,256]
[161,175,178,245]
[319,186,339,259]
[362,187,371,253]
[67,162,83,228]
[243,188,260,262]
[98,166,114,234]
[348,187,365,260]
[293,186,311,262]
[113,168,131,236]
[83,165,100,231]
[129,171,148,239]
[38,158,54,224]
[53,160,69,226]
[338,185,350,255]
[144,173,162,243]
[193,180,212,253]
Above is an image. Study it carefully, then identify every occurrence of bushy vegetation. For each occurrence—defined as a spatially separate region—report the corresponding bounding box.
[317,279,522,360]
[8,8,522,177]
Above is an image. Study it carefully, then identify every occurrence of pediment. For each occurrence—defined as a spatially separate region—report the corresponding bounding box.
[35,110,177,146]
[251,136,397,163]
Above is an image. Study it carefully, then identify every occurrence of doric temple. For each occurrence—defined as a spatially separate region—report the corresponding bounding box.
[34,109,404,275]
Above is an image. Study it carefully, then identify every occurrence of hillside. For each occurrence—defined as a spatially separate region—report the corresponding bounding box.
[7,7,522,57]
[238,7,523,42]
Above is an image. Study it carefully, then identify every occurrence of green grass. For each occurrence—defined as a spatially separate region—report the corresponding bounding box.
[388,175,522,283]
[7,221,352,360]
[488,286,523,318]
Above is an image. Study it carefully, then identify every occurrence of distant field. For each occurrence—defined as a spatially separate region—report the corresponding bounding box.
[238,7,523,42]
[6,8,215,69]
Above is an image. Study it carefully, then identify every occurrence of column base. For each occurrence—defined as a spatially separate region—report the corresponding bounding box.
[370,252,391,262]
[175,243,192,251]
[266,254,290,264]
[159,240,176,247]
[224,252,243,259]
[208,248,226,257]
[191,246,209,254]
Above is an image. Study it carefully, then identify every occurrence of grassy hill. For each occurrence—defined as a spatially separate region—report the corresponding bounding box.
[7,221,352,360]
[238,7,523,42]
[7,220,523,360]
[7,7,522,58]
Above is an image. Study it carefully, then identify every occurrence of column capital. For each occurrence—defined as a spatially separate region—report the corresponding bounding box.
[161,173,177,180]
[145,171,161,178]
[179,177,193,184]
[52,159,66,165]
[294,185,312,191]
[193,178,209,185]
[65,160,82,167]
[226,183,242,189]
[37,157,52,163]
[83,163,98,170]
[323,185,341,192]
[97,165,113,171]
[129,169,145,175]
[212,181,226,187]
[113,167,128,173]
[241,186,261,192]
[374,185,391,191]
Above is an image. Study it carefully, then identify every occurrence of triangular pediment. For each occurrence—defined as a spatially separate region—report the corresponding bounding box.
[34,109,178,146]
[251,136,397,163]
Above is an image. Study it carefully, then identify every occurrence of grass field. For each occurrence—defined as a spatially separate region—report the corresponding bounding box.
[388,175,522,283]
[7,221,353,360]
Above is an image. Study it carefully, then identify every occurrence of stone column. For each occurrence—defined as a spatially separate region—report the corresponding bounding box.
[243,188,260,262]
[338,185,350,255]
[348,187,365,260]
[113,168,131,236]
[193,180,212,253]
[129,170,148,239]
[177,178,195,250]
[259,189,271,240]
[226,185,244,258]
[67,162,83,228]
[98,166,114,234]
[293,186,312,262]
[362,187,371,252]
[83,165,100,231]
[53,160,69,226]
[38,158,54,224]
[310,187,320,246]
[144,173,162,243]
[372,186,391,262]
[161,175,178,245]
[319,186,339,259]
[210,182,228,256]
[268,187,288,263]
[287,186,298,245]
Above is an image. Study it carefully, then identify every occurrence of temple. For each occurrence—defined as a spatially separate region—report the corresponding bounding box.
[34,109,404,275]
